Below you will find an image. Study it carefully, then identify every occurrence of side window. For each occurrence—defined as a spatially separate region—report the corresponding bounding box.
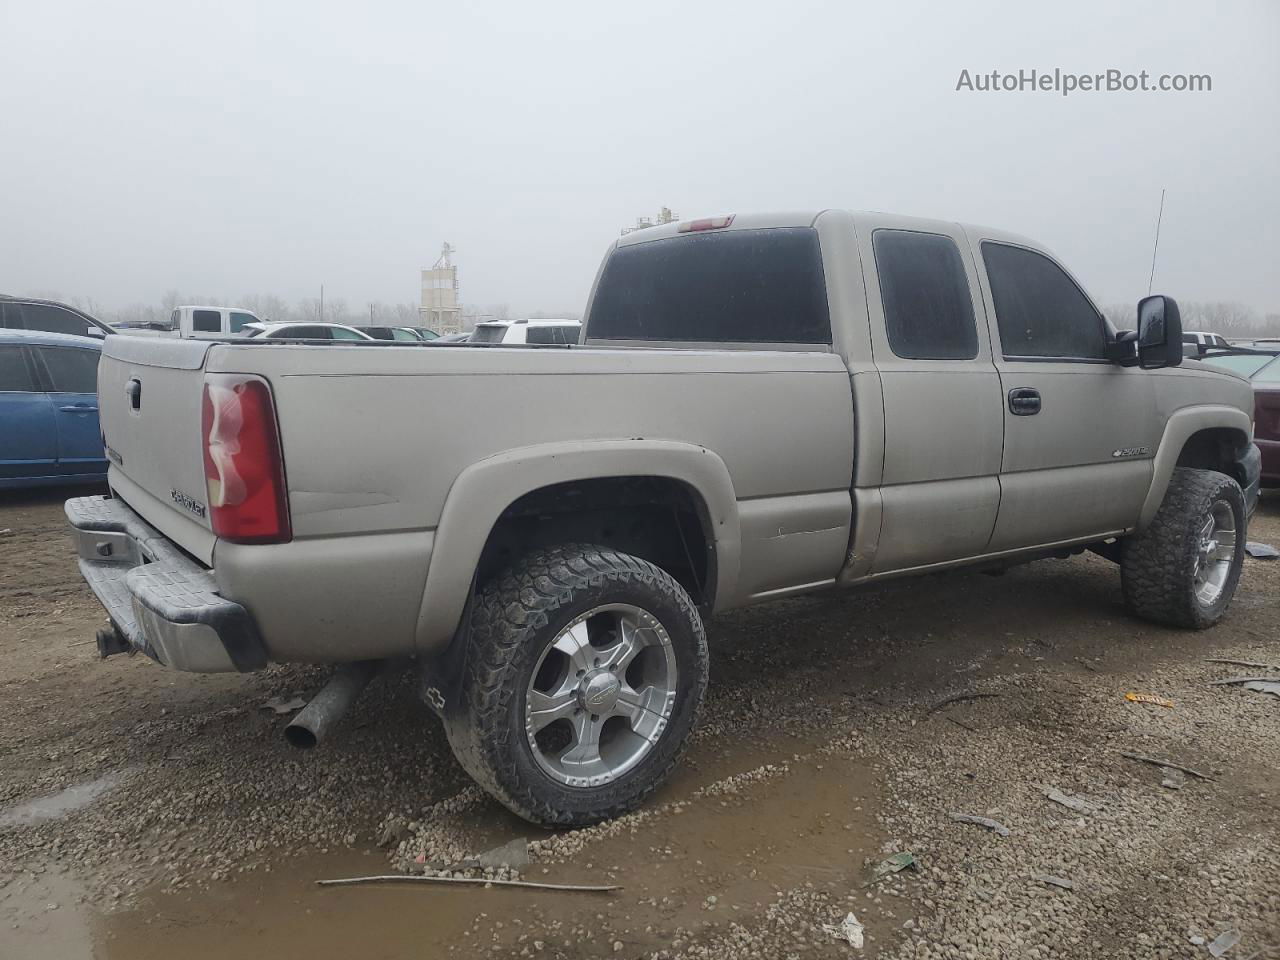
[873,230,978,360]
[330,327,366,341]
[228,312,255,333]
[287,326,332,339]
[982,242,1107,359]
[1,303,20,329]
[526,325,579,345]
[0,345,37,391]
[37,347,100,393]
[168,310,180,331]
[20,304,89,337]
[192,310,222,333]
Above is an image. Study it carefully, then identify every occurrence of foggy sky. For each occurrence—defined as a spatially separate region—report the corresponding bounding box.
[2,0,1277,318]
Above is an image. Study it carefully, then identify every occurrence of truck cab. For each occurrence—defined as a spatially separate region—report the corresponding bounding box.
[115,305,261,339]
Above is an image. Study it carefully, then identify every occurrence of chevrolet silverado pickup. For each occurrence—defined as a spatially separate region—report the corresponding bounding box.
[67,210,1260,825]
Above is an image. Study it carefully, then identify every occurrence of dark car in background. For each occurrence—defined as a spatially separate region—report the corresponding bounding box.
[1202,349,1280,486]
[1,295,113,339]
[0,330,106,490]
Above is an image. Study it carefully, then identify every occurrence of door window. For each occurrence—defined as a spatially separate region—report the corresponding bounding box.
[192,310,222,333]
[873,230,978,360]
[15,303,91,337]
[329,327,366,341]
[228,312,256,333]
[37,347,100,393]
[982,242,1107,359]
[0,346,37,391]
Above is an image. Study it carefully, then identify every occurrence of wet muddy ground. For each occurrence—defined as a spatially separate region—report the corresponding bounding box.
[1,486,1278,959]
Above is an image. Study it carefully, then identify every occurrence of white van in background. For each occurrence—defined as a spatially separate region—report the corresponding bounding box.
[113,305,261,338]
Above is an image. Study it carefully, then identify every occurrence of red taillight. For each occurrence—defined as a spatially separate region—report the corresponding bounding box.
[201,375,291,544]
[678,215,735,233]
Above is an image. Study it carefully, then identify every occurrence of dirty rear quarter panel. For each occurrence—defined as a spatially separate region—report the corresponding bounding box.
[205,343,855,659]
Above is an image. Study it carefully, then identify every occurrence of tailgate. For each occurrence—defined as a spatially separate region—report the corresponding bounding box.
[98,336,217,563]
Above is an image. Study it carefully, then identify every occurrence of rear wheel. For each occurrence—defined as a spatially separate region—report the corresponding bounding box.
[445,543,707,826]
[1121,467,1246,628]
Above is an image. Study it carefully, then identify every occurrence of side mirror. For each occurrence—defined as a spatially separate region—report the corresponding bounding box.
[1105,329,1139,365]
[85,326,107,339]
[1137,295,1183,370]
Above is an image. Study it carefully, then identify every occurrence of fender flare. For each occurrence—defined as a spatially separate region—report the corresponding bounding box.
[1138,405,1252,529]
[413,440,741,655]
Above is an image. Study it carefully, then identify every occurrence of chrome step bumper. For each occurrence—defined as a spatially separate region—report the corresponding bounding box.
[65,496,267,673]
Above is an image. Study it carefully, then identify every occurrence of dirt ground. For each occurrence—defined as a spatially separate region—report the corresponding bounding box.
[1,485,1278,960]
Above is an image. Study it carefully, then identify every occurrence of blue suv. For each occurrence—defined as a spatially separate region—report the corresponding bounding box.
[0,329,106,489]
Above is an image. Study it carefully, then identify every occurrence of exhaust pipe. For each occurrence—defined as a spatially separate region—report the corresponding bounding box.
[285,660,379,749]
[96,626,130,659]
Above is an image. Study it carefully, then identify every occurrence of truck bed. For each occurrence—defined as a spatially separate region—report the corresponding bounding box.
[95,335,856,662]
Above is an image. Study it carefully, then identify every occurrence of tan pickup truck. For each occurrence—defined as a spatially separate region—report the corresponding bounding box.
[67,210,1260,825]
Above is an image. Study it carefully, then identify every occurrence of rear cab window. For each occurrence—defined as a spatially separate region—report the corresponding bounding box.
[588,227,831,344]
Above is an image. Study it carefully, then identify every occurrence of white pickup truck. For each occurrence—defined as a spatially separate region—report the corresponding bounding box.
[114,305,261,338]
[68,210,1259,825]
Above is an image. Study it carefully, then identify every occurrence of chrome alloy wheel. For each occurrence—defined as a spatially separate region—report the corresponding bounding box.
[524,604,678,788]
[1192,498,1237,606]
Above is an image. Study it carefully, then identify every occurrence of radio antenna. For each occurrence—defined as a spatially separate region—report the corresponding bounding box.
[1147,188,1166,295]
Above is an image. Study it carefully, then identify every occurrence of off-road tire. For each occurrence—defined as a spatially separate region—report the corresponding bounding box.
[444,543,708,827]
[1121,467,1246,629]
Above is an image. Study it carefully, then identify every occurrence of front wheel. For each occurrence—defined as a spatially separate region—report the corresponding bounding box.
[1121,467,1246,629]
[445,544,708,826]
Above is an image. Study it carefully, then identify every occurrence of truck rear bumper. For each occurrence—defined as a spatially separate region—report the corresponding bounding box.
[66,496,267,673]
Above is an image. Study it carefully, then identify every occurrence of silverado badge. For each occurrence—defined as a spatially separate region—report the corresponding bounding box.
[170,489,208,519]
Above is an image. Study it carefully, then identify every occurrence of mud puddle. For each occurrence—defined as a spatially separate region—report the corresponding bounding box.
[0,769,134,829]
[0,742,891,959]
[506,752,893,956]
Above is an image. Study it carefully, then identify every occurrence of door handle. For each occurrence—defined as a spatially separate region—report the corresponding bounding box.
[59,404,98,413]
[1008,387,1041,416]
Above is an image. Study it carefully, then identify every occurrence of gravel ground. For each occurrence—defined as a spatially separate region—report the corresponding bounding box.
[1,485,1278,959]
